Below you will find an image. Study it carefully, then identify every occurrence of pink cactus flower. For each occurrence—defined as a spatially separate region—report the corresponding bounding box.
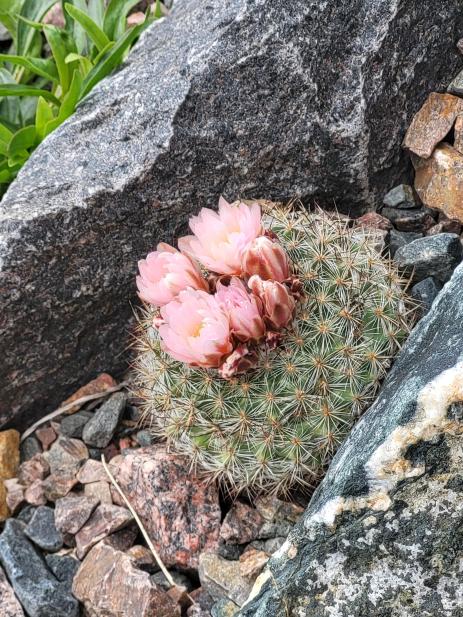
[136,242,208,307]
[158,289,233,367]
[242,235,290,282]
[248,275,296,331]
[178,197,263,275]
[215,277,266,342]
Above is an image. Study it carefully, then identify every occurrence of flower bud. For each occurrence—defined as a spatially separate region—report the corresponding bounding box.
[241,236,290,282]
[248,275,295,330]
[215,277,266,342]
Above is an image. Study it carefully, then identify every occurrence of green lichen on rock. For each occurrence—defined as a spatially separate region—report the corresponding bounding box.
[134,204,415,493]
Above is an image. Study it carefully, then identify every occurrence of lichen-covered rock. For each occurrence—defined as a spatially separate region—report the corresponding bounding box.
[239,261,463,616]
[1,0,462,430]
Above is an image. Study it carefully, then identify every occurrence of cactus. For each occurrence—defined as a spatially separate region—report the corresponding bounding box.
[133,202,415,494]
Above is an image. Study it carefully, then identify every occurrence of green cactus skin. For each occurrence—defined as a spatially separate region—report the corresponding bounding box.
[133,203,416,495]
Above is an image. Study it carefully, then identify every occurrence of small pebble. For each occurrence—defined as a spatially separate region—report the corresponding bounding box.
[24,506,63,552]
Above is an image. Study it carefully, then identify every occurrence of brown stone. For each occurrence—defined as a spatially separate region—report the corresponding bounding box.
[55,494,99,535]
[35,426,57,451]
[127,544,159,573]
[0,564,25,616]
[220,502,264,545]
[73,543,179,617]
[239,548,269,580]
[427,221,462,236]
[355,212,392,231]
[101,523,138,552]
[115,446,221,569]
[0,430,20,479]
[44,436,89,475]
[62,373,117,415]
[198,553,254,606]
[75,503,133,559]
[84,480,112,504]
[403,93,463,158]
[76,459,107,484]
[18,454,50,486]
[24,479,46,506]
[42,473,78,502]
[454,114,463,154]
[0,482,9,521]
[413,143,463,223]
[4,479,25,515]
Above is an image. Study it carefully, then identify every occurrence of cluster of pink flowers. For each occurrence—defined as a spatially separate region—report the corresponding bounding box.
[136,198,297,377]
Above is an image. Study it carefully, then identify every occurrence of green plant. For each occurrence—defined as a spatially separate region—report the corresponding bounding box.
[0,0,161,193]
[134,203,416,495]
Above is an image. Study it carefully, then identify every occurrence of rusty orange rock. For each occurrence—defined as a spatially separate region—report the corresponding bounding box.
[454,114,463,154]
[403,93,463,158]
[413,143,463,223]
[0,430,20,521]
[61,373,117,415]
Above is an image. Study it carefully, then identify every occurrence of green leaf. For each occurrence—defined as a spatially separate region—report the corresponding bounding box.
[65,52,93,77]
[0,54,59,82]
[0,84,60,106]
[81,22,142,98]
[0,120,13,144]
[153,0,163,19]
[16,0,57,56]
[43,24,76,95]
[65,3,111,52]
[35,95,55,138]
[8,124,37,156]
[103,0,139,41]
[0,0,22,42]
[88,0,104,28]
[64,0,88,54]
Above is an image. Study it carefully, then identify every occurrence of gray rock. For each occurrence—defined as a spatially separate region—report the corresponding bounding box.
[59,411,92,439]
[25,506,63,552]
[394,233,463,283]
[212,599,239,617]
[239,261,463,616]
[447,68,463,96]
[388,229,422,256]
[82,392,126,447]
[250,537,286,554]
[45,554,80,586]
[383,184,417,209]
[20,436,42,463]
[410,277,442,316]
[0,519,79,617]
[381,206,435,232]
[135,429,154,447]
[16,505,36,525]
[1,0,462,430]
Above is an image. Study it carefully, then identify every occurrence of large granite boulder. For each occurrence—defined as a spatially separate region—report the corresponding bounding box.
[239,263,463,616]
[1,0,462,428]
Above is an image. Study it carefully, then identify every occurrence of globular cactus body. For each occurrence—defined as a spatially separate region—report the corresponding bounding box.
[134,203,414,494]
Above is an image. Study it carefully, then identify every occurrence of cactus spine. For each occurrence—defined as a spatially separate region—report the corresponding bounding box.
[133,203,415,494]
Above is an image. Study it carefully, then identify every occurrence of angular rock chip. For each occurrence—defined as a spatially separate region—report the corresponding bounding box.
[199,553,253,607]
[0,519,79,617]
[84,480,113,504]
[18,454,50,486]
[447,68,463,96]
[354,212,392,230]
[76,458,107,483]
[240,261,463,616]
[381,206,435,232]
[0,430,20,479]
[19,436,41,463]
[2,0,463,431]
[239,548,269,580]
[60,411,92,439]
[23,479,46,506]
[454,114,463,154]
[82,392,127,448]
[35,426,57,451]
[73,543,180,616]
[394,233,463,283]
[410,277,442,316]
[115,446,221,568]
[75,503,133,559]
[0,563,24,617]
[403,92,463,158]
[45,554,80,587]
[387,230,422,257]
[24,506,63,552]
[44,436,89,475]
[220,502,264,545]
[4,479,25,515]
[55,494,99,535]
[413,142,463,223]
[382,184,417,209]
[42,473,78,502]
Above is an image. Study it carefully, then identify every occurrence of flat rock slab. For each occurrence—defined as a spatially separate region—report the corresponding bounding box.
[0,519,79,617]
[239,261,463,616]
[1,0,462,430]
